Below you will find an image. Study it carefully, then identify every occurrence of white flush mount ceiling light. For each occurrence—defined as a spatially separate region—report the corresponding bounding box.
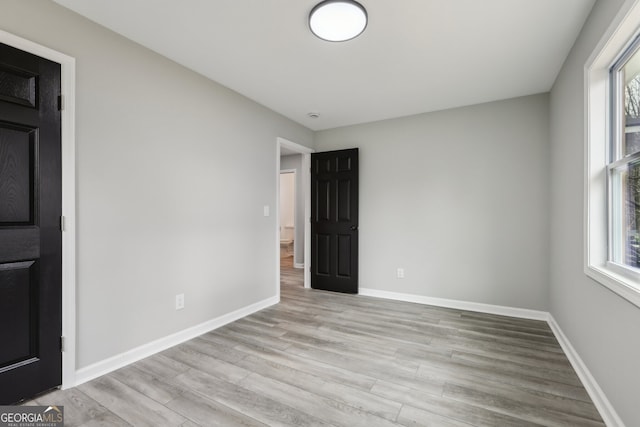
[309,0,368,42]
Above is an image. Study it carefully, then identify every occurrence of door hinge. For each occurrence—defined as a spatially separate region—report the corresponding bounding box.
[60,216,66,232]
[57,94,64,111]
[60,336,65,352]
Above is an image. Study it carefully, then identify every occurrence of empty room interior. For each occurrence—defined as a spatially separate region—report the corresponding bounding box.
[1,0,640,425]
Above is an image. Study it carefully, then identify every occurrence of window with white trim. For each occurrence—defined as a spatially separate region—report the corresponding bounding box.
[609,37,640,271]
[585,2,640,308]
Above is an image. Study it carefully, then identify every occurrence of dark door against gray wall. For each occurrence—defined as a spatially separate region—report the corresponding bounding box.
[0,43,62,403]
[311,148,359,293]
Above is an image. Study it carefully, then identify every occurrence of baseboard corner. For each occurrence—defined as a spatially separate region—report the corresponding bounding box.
[358,287,623,425]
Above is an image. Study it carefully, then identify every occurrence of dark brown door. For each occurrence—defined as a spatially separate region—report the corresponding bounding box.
[311,148,358,293]
[0,43,62,403]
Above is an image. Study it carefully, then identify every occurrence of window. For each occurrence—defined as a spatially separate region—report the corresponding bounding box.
[609,39,640,271]
[585,1,640,308]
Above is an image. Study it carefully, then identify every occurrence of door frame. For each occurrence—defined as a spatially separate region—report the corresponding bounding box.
[276,137,313,296]
[0,30,77,390]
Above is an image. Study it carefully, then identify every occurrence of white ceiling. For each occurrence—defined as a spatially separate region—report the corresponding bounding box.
[53,0,595,131]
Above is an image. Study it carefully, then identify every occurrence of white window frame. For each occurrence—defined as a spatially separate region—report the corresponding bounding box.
[585,0,640,308]
[607,37,640,272]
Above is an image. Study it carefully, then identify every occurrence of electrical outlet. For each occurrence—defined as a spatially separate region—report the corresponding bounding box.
[175,293,185,310]
[397,268,405,279]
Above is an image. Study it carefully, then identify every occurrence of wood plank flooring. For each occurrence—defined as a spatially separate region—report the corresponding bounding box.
[23,256,604,426]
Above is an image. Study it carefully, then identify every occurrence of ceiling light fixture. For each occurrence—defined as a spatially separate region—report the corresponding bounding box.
[309,0,368,42]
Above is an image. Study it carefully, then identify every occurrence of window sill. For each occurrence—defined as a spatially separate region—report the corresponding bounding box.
[585,263,640,308]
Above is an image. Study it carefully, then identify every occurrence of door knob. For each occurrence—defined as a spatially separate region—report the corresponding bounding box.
[350,225,358,231]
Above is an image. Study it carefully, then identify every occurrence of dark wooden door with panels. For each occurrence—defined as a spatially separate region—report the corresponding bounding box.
[311,148,359,293]
[0,42,63,404]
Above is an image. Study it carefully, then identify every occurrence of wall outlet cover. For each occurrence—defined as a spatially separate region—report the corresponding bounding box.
[175,293,185,310]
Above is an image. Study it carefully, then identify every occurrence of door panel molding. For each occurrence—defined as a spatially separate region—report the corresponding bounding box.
[0,29,76,390]
[311,148,359,293]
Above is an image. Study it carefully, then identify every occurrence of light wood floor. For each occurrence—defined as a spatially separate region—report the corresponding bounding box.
[24,256,604,426]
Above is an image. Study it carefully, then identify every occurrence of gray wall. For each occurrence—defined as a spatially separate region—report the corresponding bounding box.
[549,0,640,424]
[316,94,550,310]
[0,0,313,369]
[4,3,637,423]
[280,154,305,266]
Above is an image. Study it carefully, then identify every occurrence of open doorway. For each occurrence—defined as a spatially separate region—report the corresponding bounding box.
[279,170,296,263]
[279,169,300,291]
[276,137,313,297]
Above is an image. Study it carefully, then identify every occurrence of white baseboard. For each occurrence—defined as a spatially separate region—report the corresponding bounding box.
[74,295,279,386]
[547,316,626,427]
[359,287,624,426]
[294,263,304,269]
[358,287,549,321]
[73,285,624,426]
